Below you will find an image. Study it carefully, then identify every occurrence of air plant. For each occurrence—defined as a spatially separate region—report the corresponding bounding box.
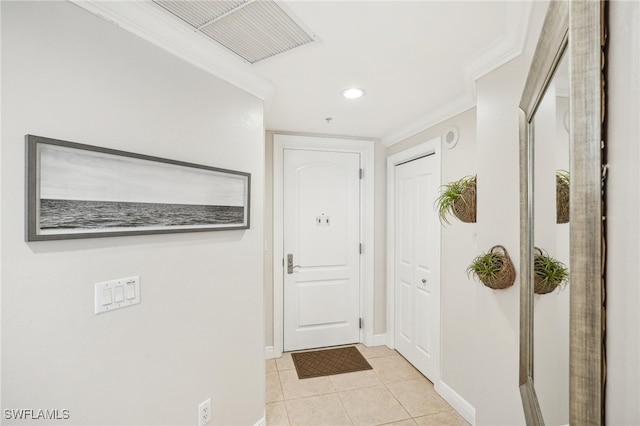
[434,175,476,225]
[533,248,569,294]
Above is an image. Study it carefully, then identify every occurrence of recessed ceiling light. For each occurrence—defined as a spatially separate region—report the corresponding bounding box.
[342,87,365,99]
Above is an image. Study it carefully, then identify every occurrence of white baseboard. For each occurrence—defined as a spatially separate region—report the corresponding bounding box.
[372,333,387,346]
[254,415,266,426]
[264,345,278,360]
[435,380,475,425]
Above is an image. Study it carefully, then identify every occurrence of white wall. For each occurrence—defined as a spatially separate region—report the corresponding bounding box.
[1,2,265,425]
[606,1,640,424]
[473,54,527,426]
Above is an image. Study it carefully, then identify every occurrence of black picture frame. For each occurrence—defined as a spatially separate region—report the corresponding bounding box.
[26,135,251,241]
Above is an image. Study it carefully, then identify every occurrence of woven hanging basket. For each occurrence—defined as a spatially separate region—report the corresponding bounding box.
[453,178,477,223]
[556,174,570,224]
[533,247,565,295]
[475,245,516,290]
[534,274,558,295]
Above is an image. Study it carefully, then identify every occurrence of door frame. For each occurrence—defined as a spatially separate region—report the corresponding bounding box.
[273,132,376,358]
[386,137,441,379]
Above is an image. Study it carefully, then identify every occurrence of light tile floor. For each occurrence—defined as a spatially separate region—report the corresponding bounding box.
[266,344,469,426]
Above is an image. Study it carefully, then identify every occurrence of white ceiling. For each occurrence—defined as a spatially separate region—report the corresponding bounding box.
[257,1,531,144]
[71,0,534,146]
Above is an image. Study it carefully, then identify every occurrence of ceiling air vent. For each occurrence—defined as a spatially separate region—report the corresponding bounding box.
[153,0,317,64]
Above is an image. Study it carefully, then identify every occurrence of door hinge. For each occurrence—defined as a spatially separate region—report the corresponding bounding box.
[359,168,363,179]
[359,243,363,254]
[359,318,362,329]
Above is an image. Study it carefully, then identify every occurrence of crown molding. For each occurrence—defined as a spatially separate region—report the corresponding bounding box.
[465,1,533,80]
[381,91,476,147]
[383,1,533,147]
[68,1,276,101]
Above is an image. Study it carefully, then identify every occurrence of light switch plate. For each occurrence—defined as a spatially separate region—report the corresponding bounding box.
[95,276,140,314]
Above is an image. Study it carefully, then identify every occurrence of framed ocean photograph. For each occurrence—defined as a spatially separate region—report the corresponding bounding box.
[26,135,251,241]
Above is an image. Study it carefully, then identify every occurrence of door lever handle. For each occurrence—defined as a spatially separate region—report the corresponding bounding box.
[287,254,301,274]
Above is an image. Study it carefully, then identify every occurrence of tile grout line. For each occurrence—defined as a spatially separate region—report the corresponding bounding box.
[381,379,414,424]
[268,349,465,426]
[279,369,291,426]
[334,390,356,426]
[282,384,293,426]
[368,355,413,425]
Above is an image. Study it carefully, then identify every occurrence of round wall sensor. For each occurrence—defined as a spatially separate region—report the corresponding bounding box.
[444,126,459,149]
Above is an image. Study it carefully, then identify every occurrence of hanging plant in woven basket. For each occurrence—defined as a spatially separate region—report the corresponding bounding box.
[556,170,570,223]
[435,175,477,224]
[466,245,516,290]
[533,247,569,294]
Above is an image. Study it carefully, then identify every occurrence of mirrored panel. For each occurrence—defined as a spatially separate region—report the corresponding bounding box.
[532,53,570,425]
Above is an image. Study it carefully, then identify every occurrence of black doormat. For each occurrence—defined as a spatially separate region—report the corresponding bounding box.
[291,346,372,379]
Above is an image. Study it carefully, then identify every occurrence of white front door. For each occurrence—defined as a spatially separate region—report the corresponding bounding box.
[394,154,440,381]
[283,149,361,352]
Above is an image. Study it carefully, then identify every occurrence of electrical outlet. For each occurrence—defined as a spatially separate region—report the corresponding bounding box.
[198,398,211,426]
